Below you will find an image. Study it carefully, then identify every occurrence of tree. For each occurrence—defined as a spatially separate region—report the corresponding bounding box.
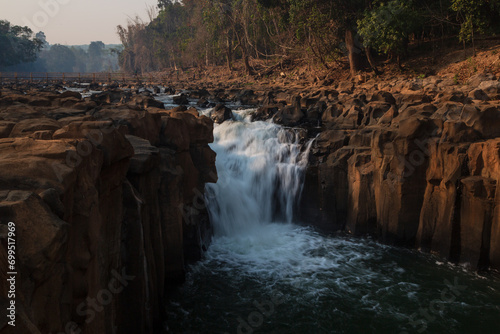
[35,31,49,49]
[44,44,76,72]
[358,0,420,66]
[451,0,494,56]
[88,41,106,71]
[0,20,43,69]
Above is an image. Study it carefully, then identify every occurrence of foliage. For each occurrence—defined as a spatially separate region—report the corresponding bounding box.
[0,20,43,69]
[451,0,492,43]
[43,44,76,72]
[358,0,420,56]
[114,0,500,73]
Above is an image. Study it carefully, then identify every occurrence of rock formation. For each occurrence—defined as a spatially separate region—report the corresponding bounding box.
[0,86,216,333]
[294,73,500,273]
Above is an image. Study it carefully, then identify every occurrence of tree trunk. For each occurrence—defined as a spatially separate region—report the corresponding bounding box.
[345,29,360,77]
[205,43,209,67]
[365,47,381,75]
[239,43,255,75]
[243,51,254,75]
[471,24,476,57]
[226,35,233,72]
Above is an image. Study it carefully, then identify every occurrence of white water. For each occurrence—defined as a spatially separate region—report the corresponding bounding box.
[203,108,311,237]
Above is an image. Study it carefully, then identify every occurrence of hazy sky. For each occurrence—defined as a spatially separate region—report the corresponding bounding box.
[0,0,159,45]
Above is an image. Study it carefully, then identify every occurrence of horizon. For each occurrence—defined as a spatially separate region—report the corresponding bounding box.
[0,0,158,45]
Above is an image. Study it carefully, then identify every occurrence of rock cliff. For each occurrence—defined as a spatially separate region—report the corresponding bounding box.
[293,73,500,273]
[0,87,216,333]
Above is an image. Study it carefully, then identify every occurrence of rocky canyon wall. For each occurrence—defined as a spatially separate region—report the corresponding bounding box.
[0,87,216,333]
[291,73,500,273]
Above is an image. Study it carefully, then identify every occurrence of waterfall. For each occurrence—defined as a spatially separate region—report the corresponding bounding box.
[203,108,312,237]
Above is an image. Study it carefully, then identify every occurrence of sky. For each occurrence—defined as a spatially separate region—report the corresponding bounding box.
[0,0,159,45]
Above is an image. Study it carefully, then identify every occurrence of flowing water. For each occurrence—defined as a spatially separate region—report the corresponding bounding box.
[165,108,500,334]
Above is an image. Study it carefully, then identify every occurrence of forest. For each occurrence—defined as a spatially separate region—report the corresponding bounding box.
[0,20,120,73]
[117,0,500,75]
[2,1,500,75]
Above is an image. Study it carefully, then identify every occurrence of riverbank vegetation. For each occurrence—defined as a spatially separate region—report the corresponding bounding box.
[116,0,500,76]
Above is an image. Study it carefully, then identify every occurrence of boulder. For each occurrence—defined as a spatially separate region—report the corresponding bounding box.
[173,93,189,105]
[9,118,61,138]
[210,104,232,124]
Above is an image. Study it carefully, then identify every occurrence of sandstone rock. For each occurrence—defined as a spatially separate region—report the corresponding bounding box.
[478,80,500,95]
[90,90,123,104]
[346,151,377,235]
[41,107,88,121]
[362,102,393,126]
[416,143,469,259]
[468,89,490,101]
[378,106,398,125]
[0,190,68,332]
[467,73,496,88]
[173,93,189,105]
[459,176,496,270]
[126,135,160,174]
[189,88,210,99]
[252,104,280,122]
[465,106,500,139]
[367,91,396,104]
[0,104,43,121]
[9,118,61,138]
[0,121,15,138]
[197,97,212,108]
[337,81,354,94]
[305,100,327,125]
[93,106,162,145]
[321,103,343,126]
[211,104,232,124]
[0,138,78,192]
[299,147,353,230]
[128,95,165,109]
[236,89,258,105]
[39,188,65,218]
[274,96,305,126]
[160,111,214,152]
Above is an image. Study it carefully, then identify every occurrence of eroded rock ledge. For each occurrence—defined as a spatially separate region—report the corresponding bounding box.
[0,87,216,333]
[290,73,500,273]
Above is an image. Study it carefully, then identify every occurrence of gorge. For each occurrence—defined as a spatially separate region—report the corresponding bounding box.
[1,71,500,333]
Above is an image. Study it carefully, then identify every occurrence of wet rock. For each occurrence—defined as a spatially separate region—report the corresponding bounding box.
[173,93,189,105]
[210,104,232,124]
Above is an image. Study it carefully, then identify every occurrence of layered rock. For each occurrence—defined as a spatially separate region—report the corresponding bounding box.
[294,73,500,272]
[0,87,216,333]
